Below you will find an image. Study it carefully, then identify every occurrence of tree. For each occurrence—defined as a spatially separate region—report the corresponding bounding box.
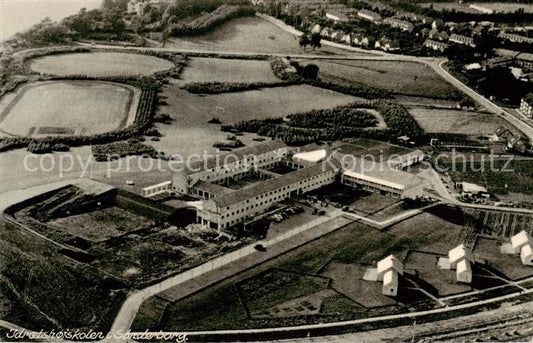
[299,34,310,51]
[302,64,319,79]
[310,32,321,50]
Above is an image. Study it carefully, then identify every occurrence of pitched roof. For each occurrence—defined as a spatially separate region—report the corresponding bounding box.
[511,230,532,250]
[449,244,474,264]
[377,255,404,275]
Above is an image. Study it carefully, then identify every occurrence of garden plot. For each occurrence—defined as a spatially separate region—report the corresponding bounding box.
[0,80,137,137]
[48,207,154,242]
[180,57,279,83]
[30,52,173,76]
[408,108,506,135]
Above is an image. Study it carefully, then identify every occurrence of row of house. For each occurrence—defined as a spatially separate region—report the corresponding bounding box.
[311,24,401,51]
[498,31,533,45]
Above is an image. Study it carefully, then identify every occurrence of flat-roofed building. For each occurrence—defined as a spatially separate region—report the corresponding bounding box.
[172,140,287,195]
[197,162,339,230]
[340,162,425,199]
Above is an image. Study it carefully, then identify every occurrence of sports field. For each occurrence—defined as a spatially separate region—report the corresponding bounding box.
[0,81,137,136]
[30,52,174,76]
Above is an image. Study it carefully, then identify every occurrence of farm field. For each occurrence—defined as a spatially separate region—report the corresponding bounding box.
[302,59,463,100]
[151,207,465,331]
[30,52,174,76]
[0,80,137,137]
[180,57,279,83]
[152,84,362,156]
[408,108,506,135]
[165,16,353,55]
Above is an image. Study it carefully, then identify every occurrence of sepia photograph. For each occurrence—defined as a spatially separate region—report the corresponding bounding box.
[1,0,533,341]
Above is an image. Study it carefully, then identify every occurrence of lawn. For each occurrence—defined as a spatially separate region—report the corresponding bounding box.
[30,52,174,76]
[408,108,505,135]
[474,237,533,281]
[349,193,399,215]
[0,80,137,137]
[304,59,463,100]
[152,207,467,331]
[152,84,361,156]
[180,57,279,83]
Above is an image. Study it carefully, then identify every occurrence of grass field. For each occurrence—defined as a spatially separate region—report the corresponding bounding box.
[474,237,533,281]
[152,84,361,156]
[152,207,466,331]
[0,81,136,136]
[48,207,154,242]
[303,59,463,100]
[30,52,174,76]
[165,16,354,55]
[408,108,505,135]
[180,57,279,83]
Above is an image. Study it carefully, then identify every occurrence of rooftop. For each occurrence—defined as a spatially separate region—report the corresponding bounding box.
[211,160,340,208]
[377,255,404,275]
[449,244,474,264]
[187,140,287,174]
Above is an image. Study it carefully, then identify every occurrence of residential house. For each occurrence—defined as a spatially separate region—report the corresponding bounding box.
[383,17,414,32]
[520,93,533,118]
[357,9,382,23]
[424,39,449,52]
[510,230,533,266]
[498,31,533,44]
[326,10,349,22]
[449,33,475,47]
[448,244,474,283]
[377,255,403,296]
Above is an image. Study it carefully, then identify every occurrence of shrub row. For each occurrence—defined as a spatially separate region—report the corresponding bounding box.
[183,81,295,94]
[287,103,378,129]
[92,141,158,162]
[224,102,423,146]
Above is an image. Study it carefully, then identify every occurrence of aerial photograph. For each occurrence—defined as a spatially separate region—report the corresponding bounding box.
[0,0,533,342]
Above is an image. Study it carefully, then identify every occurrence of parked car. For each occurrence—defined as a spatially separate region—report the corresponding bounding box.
[254,244,266,252]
